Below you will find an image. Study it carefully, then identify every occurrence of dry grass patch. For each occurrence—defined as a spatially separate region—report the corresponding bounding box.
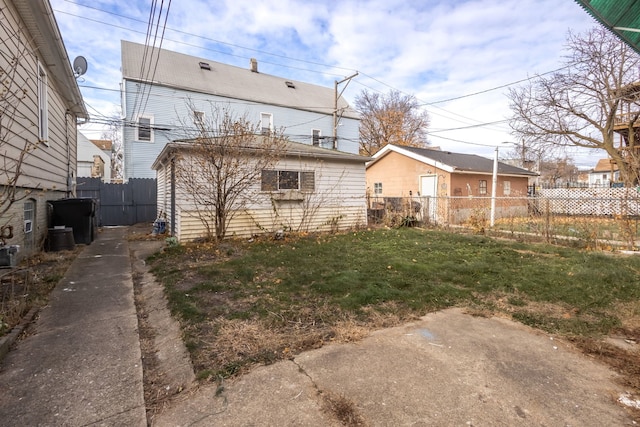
[1,248,82,336]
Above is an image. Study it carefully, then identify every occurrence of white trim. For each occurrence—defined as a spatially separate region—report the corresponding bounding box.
[260,112,273,134]
[368,144,456,173]
[37,62,49,144]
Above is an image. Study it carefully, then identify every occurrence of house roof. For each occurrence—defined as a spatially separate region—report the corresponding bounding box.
[13,1,88,119]
[573,1,640,55]
[592,158,619,173]
[368,144,538,177]
[121,40,357,119]
[91,139,113,151]
[152,137,371,170]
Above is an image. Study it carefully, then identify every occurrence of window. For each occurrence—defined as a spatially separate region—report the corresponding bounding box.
[261,170,315,192]
[37,63,48,142]
[193,111,205,129]
[503,180,511,196]
[261,113,272,135]
[24,199,34,234]
[312,129,321,146]
[137,116,153,142]
[374,182,383,194]
[478,180,487,195]
[24,199,36,251]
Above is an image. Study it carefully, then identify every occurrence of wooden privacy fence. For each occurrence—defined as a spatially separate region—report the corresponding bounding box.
[76,178,157,226]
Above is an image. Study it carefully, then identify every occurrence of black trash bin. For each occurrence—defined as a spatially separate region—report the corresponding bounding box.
[49,198,97,245]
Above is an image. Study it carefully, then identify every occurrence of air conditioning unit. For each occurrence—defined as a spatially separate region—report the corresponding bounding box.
[0,245,19,268]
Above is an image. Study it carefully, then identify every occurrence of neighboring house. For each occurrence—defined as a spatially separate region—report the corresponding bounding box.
[589,158,620,187]
[0,0,88,259]
[366,144,537,224]
[77,132,111,182]
[152,140,369,242]
[121,40,360,180]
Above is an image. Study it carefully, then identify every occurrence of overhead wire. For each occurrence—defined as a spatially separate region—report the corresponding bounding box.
[54,0,609,149]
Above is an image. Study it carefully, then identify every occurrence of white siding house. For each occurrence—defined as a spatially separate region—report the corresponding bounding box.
[121,40,360,180]
[588,158,620,187]
[77,132,111,182]
[0,0,88,258]
[153,141,369,242]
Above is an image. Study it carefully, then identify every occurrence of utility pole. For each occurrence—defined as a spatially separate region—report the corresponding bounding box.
[333,72,358,149]
[490,146,498,227]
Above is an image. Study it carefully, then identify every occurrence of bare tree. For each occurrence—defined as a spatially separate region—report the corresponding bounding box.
[100,113,123,182]
[0,14,41,244]
[355,89,430,156]
[508,26,640,185]
[174,106,287,241]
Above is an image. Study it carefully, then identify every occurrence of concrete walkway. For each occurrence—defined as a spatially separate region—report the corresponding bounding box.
[0,227,146,426]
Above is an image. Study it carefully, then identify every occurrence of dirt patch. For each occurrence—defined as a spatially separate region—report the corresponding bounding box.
[129,238,195,423]
[321,392,368,427]
[1,248,82,337]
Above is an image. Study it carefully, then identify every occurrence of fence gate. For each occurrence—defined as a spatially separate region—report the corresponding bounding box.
[76,178,157,226]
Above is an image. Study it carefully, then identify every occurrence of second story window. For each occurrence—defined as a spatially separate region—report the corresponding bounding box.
[137,116,153,142]
[37,63,48,143]
[312,129,321,146]
[261,113,272,135]
[193,111,205,127]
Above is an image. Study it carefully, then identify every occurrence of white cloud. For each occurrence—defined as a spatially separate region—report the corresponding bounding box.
[51,0,600,166]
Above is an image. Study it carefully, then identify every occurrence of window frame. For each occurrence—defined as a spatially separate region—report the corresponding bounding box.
[136,115,154,142]
[261,169,315,193]
[374,182,383,195]
[193,111,205,128]
[503,180,511,196]
[260,113,273,135]
[24,199,34,234]
[478,180,488,195]
[312,129,321,146]
[37,62,49,144]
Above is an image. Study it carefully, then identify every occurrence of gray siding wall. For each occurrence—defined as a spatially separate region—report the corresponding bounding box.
[1,0,78,192]
[123,81,359,179]
[1,0,81,258]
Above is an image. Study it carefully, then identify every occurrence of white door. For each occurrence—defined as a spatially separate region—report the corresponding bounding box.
[420,175,437,223]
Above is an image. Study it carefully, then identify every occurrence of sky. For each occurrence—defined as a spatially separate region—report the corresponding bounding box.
[49,0,600,167]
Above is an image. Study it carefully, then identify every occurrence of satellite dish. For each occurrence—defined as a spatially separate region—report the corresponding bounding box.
[73,56,88,77]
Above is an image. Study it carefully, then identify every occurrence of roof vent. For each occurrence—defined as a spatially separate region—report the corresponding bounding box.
[285,81,295,89]
[199,62,211,71]
[250,58,258,73]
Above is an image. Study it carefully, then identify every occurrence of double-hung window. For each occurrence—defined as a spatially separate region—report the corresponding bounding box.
[479,180,487,195]
[374,182,382,194]
[503,180,511,196]
[137,116,153,142]
[37,63,48,143]
[261,113,273,135]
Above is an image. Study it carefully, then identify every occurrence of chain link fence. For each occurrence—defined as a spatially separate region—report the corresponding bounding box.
[367,187,640,250]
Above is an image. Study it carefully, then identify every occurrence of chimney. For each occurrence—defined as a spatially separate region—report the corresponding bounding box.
[250,58,258,73]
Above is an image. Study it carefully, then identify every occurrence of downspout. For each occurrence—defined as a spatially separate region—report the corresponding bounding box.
[65,111,75,197]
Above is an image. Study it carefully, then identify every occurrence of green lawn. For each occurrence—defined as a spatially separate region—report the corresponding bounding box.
[149,227,640,381]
